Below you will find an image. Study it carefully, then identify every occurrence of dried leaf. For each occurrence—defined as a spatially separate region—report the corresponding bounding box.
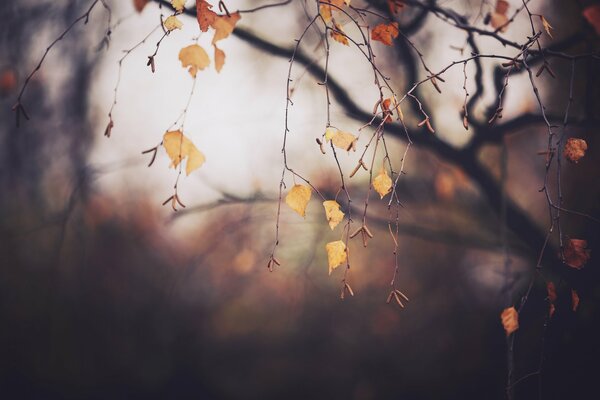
[162,130,206,176]
[546,281,557,303]
[373,167,392,199]
[0,69,17,95]
[323,200,345,230]
[387,0,405,14]
[540,15,553,38]
[571,289,580,312]
[331,23,349,45]
[563,238,591,269]
[371,22,399,46]
[178,44,210,77]
[171,0,186,12]
[285,184,312,217]
[211,12,241,44]
[326,240,347,275]
[500,306,519,336]
[163,15,183,31]
[319,5,332,23]
[490,12,509,31]
[564,138,587,163]
[133,0,149,12]
[583,4,600,35]
[196,0,217,32]
[324,127,357,151]
[214,45,225,73]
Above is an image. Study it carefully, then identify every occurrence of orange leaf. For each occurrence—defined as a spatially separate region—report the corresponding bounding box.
[546,281,557,303]
[214,45,225,73]
[331,23,349,45]
[583,4,600,35]
[196,0,217,32]
[211,12,241,44]
[500,307,519,336]
[563,238,591,269]
[387,0,405,14]
[564,138,587,163]
[571,289,580,312]
[178,44,210,77]
[0,69,17,95]
[371,22,399,46]
[133,0,149,12]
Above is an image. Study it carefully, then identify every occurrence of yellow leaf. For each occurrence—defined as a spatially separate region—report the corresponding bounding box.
[331,22,349,45]
[323,200,345,230]
[163,15,183,31]
[171,0,186,12]
[326,240,347,275]
[541,15,553,38]
[214,45,225,73]
[324,127,357,151]
[500,307,519,336]
[319,5,332,23]
[211,12,241,44]
[178,44,210,77]
[162,130,206,176]
[373,167,392,199]
[285,184,312,217]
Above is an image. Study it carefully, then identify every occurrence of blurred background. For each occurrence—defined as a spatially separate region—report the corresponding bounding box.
[1,0,599,399]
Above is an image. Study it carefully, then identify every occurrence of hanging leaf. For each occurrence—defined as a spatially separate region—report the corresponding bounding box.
[196,0,217,32]
[563,238,591,269]
[163,15,183,31]
[214,45,225,73]
[564,138,587,163]
[324,127,357,151]
[319,5,333,23]
[212,12,241,44]
[371,22,399,46]
[285,184,312,217]
[331,23,349,45]
[571,289,580,312]
[547,281,557,317]
[178,44,210,77]
[326,240,347,275]
[171,0,186,12]
[373,167,392,199]
[488,0,510,32]
[500,306,519,336]
[583,4,600,35]
[323,200,345,230]
[133,0,149,13]
[540,15,553,38]
[162,130,206,176]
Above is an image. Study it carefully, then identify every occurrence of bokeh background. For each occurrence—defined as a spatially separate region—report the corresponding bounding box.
[1,0,599,399]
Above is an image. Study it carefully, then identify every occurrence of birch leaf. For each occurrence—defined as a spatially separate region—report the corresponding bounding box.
[500,307,519,336]
[285,184,312,217]
[211,12,241,44]
[323,200,345,230]
[214,45,225,73]
[371,22,399,46]
[373,167,392,199]
[171,0,186,12]
[196,0,217,32]
[331,23,349,45]
[326,240,347,275]
[163,16,183,31]
[162,130,206,176]
[178,44,210,77]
